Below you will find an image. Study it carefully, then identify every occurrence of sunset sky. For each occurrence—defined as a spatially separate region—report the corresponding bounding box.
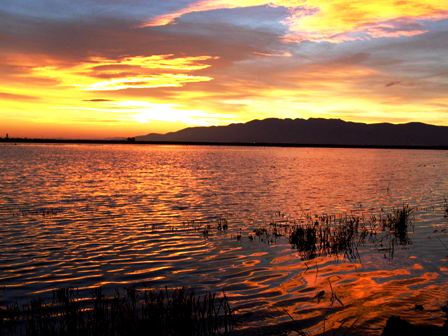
[1,1,447,138]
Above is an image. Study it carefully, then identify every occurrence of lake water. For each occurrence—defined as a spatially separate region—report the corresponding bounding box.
[0,144,447,335]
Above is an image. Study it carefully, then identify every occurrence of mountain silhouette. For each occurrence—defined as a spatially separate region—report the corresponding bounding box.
[136,118,448,147]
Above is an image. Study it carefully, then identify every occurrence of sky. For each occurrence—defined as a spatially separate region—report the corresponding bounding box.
[1,1,447,138]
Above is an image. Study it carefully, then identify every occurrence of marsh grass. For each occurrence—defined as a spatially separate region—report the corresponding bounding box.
[280,206,413,260]
[382,204,414,244]
[289,206,414,260]
[0,287,233,336]
[288,215,365,260]
[176,206,415,261]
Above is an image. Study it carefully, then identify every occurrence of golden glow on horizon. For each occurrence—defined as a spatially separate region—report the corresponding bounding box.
[1,55,447,137]
[0,54,231,138]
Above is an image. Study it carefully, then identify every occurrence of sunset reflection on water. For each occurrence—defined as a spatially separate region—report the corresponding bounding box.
[0,144,447,335]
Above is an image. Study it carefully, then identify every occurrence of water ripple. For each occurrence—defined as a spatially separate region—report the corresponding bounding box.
[0,144,447,335]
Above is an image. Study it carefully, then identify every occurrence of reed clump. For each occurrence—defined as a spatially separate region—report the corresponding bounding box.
[288,216,363,260]
[0,287,233,336]
[289,226,318,259]
[382,204,414,244]
[286,205,414,260]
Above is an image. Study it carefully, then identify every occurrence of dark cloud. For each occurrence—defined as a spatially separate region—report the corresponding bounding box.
[82,99,114,102]
[385,81,401,87]
[0,92,39,101]
[0,9,282,66]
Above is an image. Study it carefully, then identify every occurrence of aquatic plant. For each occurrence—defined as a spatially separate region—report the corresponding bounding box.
[287,215,364,260]
[0,287,233,336]
[216,217,228,231]
[286,206,414,260]
[382,205,414,245]
[178,206,415,261]
[289,226,318,259]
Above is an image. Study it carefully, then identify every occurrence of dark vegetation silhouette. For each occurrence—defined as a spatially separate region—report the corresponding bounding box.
[0,287,233,336]
[382,313,448,336]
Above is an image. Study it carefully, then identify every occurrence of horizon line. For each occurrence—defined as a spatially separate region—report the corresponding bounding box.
[1,138,447,151]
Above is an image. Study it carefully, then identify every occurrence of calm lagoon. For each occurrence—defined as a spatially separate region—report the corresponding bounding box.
[0,144,447,335]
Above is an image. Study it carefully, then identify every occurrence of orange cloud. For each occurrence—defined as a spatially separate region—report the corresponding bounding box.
[145,0,448,41]
[31,55,216,91]
[0,53,225,137]
[284,0,448,42]
[0,92,39,101]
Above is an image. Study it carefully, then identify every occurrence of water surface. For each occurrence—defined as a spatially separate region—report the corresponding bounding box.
[0,144,447,335]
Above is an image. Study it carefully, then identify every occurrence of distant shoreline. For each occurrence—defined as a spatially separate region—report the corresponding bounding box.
[1,138,447,150]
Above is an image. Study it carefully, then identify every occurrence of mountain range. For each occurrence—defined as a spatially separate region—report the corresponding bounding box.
[136,118,448,147]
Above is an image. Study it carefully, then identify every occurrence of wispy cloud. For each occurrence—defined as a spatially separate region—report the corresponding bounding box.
[145,0,448,42]
[0,92,39,101]
[82,99,114,102]
[30,55,216,91]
